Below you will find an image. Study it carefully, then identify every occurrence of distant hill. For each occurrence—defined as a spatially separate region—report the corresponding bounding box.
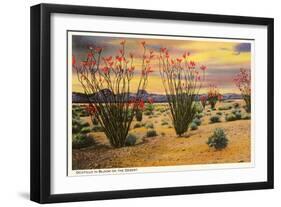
[72,89,242,103]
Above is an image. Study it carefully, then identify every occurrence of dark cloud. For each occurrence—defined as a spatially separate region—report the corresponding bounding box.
[234,43,251,53]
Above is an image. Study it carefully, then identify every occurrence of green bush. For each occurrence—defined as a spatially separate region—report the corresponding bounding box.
[81,127,91,134]
[80,121,90,127]
[193,117,201,126]
[145,123,154,129]
[207,128,228,150]
[210,115,221,123]
[190,122,198,130]
[134,123,142,128]
[225,113,236,121]
[218,105,232,111]
[92,125,104,132]
[231,109,241,114]
[146,104,155,112]
[72,134,95,149]
[235,112,242,120]
[195,113,204,119]
[194,102,204,113]
[72,124,81,134]
[146,129,157,137]
[125,133,137,146]
[242,113,251,120]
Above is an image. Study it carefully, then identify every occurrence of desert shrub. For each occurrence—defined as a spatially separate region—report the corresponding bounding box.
[92,125,104,132]
[160,108,167,113]
[225,113,236,121]
[235,112,242,120]
[231,109,241,114]
[190,122,198,130]
[72,118,81,126]
[207,109,211,112]
[161,121,169,126]
[207,128,228,150]
[193,117,202,126]
[80,121,90,127]
[144,110,153,116]
[134,123,142,128]
[125,133,137,146]
[72,124,81,134]
[145,123,154,129]
[216,111,223,116]
[146,129,157,137]
[194,102,204,113]
[135,110,143,122]
[218,105,232,111]
[145,104,155,113]
[161,132,166,136]
[233,102,240,108]
[81,127,91,134]
[72,134,95,149]
[210,115,221,123]
[242,113,251,120]
[195,113,204,119]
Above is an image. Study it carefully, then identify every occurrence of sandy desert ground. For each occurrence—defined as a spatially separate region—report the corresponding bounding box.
[72,100,251,170]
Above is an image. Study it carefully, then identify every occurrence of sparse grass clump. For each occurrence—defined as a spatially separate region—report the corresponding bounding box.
[134,122,142,128]
[233,102,240,108]
[72,134,95,149]
[216,111,223,116]
[145,123,154,129]
[218,105,232,111]
[225,113,236,121]
[161,121,169,126]
[207,128,228,150]
[144,110,152,116]
[225,110,242,121]
[125,133,137,146]
[210,115,221,123]
[190,122,198,130]
[146,129,157,137]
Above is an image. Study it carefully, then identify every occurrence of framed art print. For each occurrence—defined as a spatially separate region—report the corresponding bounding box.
[30,3,274,203]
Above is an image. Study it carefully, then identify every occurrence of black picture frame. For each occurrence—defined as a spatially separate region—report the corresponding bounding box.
[30,3,274,204]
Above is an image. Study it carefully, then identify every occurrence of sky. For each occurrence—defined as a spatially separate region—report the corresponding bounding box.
[71,33,251,94]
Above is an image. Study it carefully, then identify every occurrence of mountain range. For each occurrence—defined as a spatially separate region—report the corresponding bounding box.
[72,89,242,103]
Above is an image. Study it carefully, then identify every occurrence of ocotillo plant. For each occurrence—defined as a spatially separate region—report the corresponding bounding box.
[158,48,206,136]
[73,40,154,147]
[200,95,207,109]
[234,68,251,113]
[207,84,221,109]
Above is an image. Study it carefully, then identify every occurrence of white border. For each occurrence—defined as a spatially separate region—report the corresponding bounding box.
[51,13,267,194]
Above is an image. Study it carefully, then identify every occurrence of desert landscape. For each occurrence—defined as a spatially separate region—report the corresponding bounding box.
[72,99,251,170]
[70,33,252,172]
